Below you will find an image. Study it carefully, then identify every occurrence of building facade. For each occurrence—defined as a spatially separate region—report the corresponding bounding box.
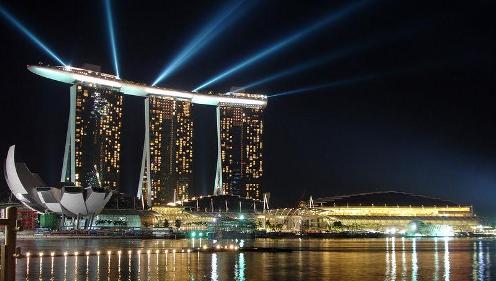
[214,102,264,199]
[258,192,480,234]
[139,96,194,208]
[61,83,123,190]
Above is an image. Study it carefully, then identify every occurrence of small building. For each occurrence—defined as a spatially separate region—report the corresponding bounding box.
[84,209,157,229]
[0,203,38,231]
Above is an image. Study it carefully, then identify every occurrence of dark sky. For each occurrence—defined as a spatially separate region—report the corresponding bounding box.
[0,1,494,218]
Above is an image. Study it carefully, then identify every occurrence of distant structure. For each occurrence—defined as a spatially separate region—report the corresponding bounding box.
[28,64,267,208]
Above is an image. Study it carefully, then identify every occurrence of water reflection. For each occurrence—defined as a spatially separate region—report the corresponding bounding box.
[401,237,407,280]
[238,253,246,281]
[444,238,450,281]
[211,253,218,281]
[51,256,55,281]
[434,238,439,281]
[472,240,487,281]
[391,237,396,281]
[39,256,43,281]
[411,238,418,281]
[14,238,496,280]
[26,256,30,280]
[96,254,100,281]
[64,255,68,281]
[386,237,390,279]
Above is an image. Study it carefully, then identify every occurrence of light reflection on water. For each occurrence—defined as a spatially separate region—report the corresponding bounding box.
[14,238,496,280]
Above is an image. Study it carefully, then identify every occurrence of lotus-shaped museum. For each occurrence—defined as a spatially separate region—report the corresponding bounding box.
[4,145,113,217]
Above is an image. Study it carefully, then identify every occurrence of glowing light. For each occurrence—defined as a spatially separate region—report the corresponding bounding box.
[50,252,55,257]
[155,250,159,254]
[63,252,68,256]
[0,4,66,65]
[269,74,378,98]
[216,245,221,250]
[85,251,90,256]
[26,252,31,257]
[96,251,101,256]
[117,250,122,255]
[435,225,455,237]
[104,0,120,78]
[28,65,267,106]
[193,0,367,91]
[107,251,111,255]
[152,0,249,85]
[202,245,208,250]
[74,251,79,256]
[233,44,366,92]
[72,73,122,88]
[39,252,44,257]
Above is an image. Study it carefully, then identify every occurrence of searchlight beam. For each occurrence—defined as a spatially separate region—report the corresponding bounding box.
[0,4,66,66]
[104,0,120,78]
[193,0,368,92]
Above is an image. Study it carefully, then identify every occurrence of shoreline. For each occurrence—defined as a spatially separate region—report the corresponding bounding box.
[3,231,494,240]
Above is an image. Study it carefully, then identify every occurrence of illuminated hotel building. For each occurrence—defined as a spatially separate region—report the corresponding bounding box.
[214,99,264,199]
[27,65,267,205]
[139,96,193,208]
[61,83,123,190]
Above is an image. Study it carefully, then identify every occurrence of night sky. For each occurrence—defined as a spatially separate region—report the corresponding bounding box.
[0,1,494,219]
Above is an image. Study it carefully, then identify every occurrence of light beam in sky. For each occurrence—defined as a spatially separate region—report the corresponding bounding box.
[152,0,251,86]
[0,4,66,66]
[193,0,369,92]
[104,0,120,78]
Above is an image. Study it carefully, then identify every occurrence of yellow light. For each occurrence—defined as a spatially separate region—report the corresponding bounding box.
[63,252,68,256]
[74,251,79,256]
[50,252,55,257]
[107,251,111,255]
[128,250,132,255]
[96,251,101,256]
[85,251,90,256]
[155,250,159,254]
[202,245,208,250]
[26,252,31,257]
[117,250,122,255]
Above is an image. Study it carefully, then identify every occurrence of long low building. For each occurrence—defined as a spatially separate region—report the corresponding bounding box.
[257,191,479,235]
